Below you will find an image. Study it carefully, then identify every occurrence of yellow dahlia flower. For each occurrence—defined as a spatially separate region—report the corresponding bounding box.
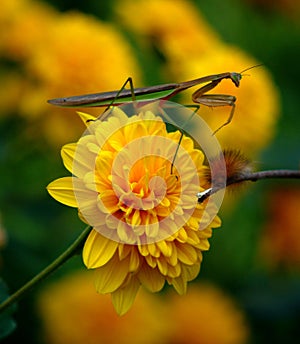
[47,104,221,315]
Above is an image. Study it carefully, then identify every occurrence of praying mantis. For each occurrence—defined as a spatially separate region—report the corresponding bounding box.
[48,66,259,135]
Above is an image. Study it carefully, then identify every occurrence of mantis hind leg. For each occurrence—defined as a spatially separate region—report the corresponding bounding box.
[99,77,136,121]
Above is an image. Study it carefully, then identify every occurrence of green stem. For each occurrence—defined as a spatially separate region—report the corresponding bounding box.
[0,225,92,313]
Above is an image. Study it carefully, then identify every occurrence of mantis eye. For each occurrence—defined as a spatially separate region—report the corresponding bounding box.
[230,72,242,87]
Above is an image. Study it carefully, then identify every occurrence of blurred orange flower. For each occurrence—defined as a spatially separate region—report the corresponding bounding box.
[245,0,300,21]
[167,284,250,344]
[260,187,300,268]
[37,271,170,344]
[37,275,250,344]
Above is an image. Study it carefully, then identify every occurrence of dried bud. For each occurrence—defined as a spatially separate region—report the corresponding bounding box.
[203,149,253,188]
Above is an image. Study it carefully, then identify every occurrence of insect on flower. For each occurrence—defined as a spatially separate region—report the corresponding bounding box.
[48,66,261,135]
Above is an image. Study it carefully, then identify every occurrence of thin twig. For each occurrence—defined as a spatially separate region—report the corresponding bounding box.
[198,169,300,203]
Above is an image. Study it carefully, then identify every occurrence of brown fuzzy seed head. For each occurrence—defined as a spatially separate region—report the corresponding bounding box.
[203,149,253,188]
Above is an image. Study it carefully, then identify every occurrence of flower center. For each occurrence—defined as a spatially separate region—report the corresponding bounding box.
[111,152,179,216]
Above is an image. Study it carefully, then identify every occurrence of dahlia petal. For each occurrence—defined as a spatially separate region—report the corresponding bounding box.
[108,133,126,152]
[190,149,204,166]
[72,178,97,205]
[138,245,149,257]
[176,243,198,265]
[171,274,187,295]
[47,177,77,207]
[160,197,170,208]
[160,221,178,237]
[79,198,103,223]
[132,209,141,226]
[156,240,172,257]
[138,264,165,292]
[184,263,201,282]
[128,248,140,272]
[83,229,118,268]
[157,257,168,275]
[198,228,212,239]
[72,138,97,178]
[176,228,188,243]
[95,152,114,179]
[61,143,76,173]
[185,230,200,245]
[148,243,160,258]
[98,190,119,213]
[155,205,171,217]
[117,221,130,242]
[166,244,178,266]
[186,216,201,231]
[145,254,157,268]
[145,221,159,238]
[82,171,98,192]
[125,120,147,142]
[94,254,130,293]
[211,215,222,228]
[167,263,181,278]
[165,174,178,191]
[118,244,131,260]
[198,240,210,251]
[76,111,97,125]
[86,141,101,155]
[111,276,140,316]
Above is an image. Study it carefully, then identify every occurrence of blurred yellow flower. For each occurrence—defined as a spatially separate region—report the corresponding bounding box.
[0,0,141,145]
[37,271,170,344]
[47,106,221,314]
[115,0,220,62]
[167,284,250,344]
[0,0,56,59]
[23,10,141,144]
[260,187,300,268]
[169,45,280,157]
[0,72,26,115]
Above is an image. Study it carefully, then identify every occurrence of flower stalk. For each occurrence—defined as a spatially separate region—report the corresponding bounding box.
[198,169,300,202]
[0,226,92,314]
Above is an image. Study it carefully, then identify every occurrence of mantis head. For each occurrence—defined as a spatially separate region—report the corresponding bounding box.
[232,64,263,87]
